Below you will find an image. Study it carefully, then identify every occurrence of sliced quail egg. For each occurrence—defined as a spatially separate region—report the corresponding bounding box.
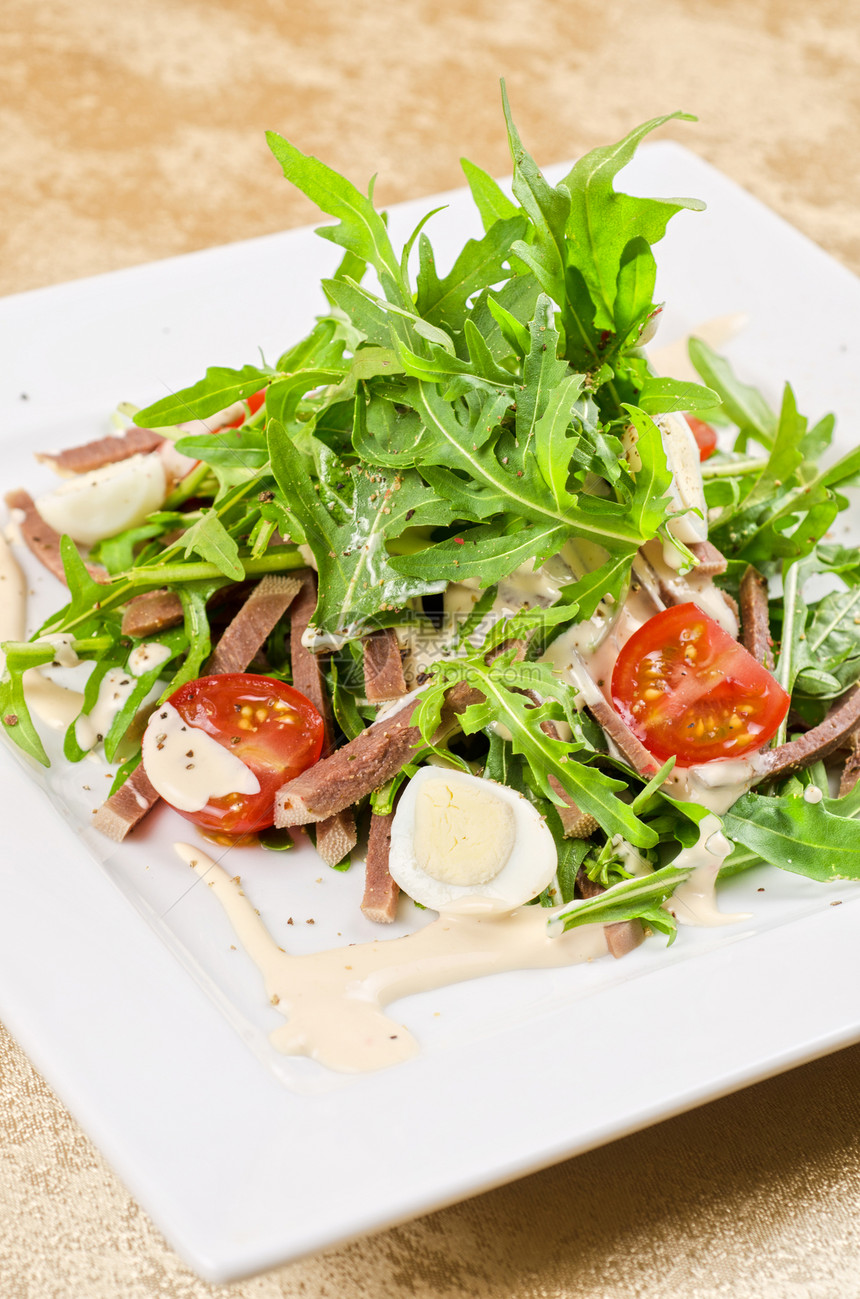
[35,452,167,546]
[388,766,557,911]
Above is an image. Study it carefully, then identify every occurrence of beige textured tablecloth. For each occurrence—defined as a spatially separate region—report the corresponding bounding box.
[2,1,859,1294]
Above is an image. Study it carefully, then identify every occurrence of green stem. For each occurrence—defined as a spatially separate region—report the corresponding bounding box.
[119,548,305,588]
[701,456,769,480]
[163,461,212,509]
[773,560,803,747]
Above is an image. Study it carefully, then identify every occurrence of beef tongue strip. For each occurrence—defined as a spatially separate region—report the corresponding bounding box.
[36,428,164,476]
[687,540,729,578]
[276,698,421,826]
[759,684,860,780]
[5,489,107,585]
[121,590,184,637]
[839,733,860,798]
[274,634,527,828]
[739,565,775,669]
[363,628,408,703]
[93,576,302,842]
[206,574,301,674]
[274,676,487,827]
[574,867,644,959]
[289,572,359,866]
[361,810,400,923]
[587,697,659,779]
[90,764,161,844]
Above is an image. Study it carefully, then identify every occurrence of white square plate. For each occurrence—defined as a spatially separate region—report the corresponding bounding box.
[1,143,859,1283]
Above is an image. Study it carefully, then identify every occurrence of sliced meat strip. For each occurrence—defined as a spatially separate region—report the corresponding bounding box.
[314,809,358,868]
[688,539,729,577]
[121,590,184,637]
[289,572,336,738]
[275,701,421,826]
[361,810,399,923]
[91,765,160,843]
[574,867,645,959]
[839,733,860,798]
[94,577,302,841]
[5,489,107,585]
[587,697,659,779]
[760,685,860,780]
[36,428,164,476]
[739,565,774,669]
[363,629,408,703]
[206,574,301,674]
[288,570,358,859]
[274,678,485,827]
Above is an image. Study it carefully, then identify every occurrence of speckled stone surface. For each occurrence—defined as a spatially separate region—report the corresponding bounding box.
[2,1,860,1295]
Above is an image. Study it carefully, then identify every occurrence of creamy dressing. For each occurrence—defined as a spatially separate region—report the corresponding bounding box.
[663,756,764,815]
[542,580,658,707]
[127,641,172,676]
[666,812,748,927]
[142,701,261,812]
[40,632,80,667]
[75,667,138,750]
[175,843,609,1073]
[642,540,738,638]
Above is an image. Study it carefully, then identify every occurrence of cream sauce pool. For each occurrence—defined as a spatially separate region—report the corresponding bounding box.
[175,843,609,1073]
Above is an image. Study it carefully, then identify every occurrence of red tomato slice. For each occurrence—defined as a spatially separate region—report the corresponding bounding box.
[611,603,789,766]
[685,415,718,462]
[157,673,324,835]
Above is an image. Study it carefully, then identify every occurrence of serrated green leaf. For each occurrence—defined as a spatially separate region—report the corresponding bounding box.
[266,131,407,304]
[637,377,720,416]
[415,214,526,330]
[180,512,245,581]
[0,642,57,766]
[268,419,455,638]
[562,112,703,331]
[723,790,860,881]
[688,338,776,449]
[135,365,272,427]
[460,157,518,232]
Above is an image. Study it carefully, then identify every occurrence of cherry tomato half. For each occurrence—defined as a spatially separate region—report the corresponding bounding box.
[685,415,718,462]
[611,603,789,766]
[155,673,324,835]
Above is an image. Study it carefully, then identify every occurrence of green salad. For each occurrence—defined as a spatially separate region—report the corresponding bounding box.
[4,85,860,947]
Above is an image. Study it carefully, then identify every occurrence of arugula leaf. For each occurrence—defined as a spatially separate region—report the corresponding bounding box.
[562,112,704,332]
[460,157,518,232]
[688,337,776,449]
[135,365,272,427]
[548,863,693,939]
[795,587,860,696]
[268,420,456,638]
[390,518,566,586]
[415,214,527,331]
[723,790,860,881]
[180,512,245,581]
[0,642,57,766]
[612,237,656,347]
[637,377,719,416]
[266,131,408,306]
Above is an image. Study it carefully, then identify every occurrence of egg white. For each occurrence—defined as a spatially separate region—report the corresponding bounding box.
[388,766,558,911]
